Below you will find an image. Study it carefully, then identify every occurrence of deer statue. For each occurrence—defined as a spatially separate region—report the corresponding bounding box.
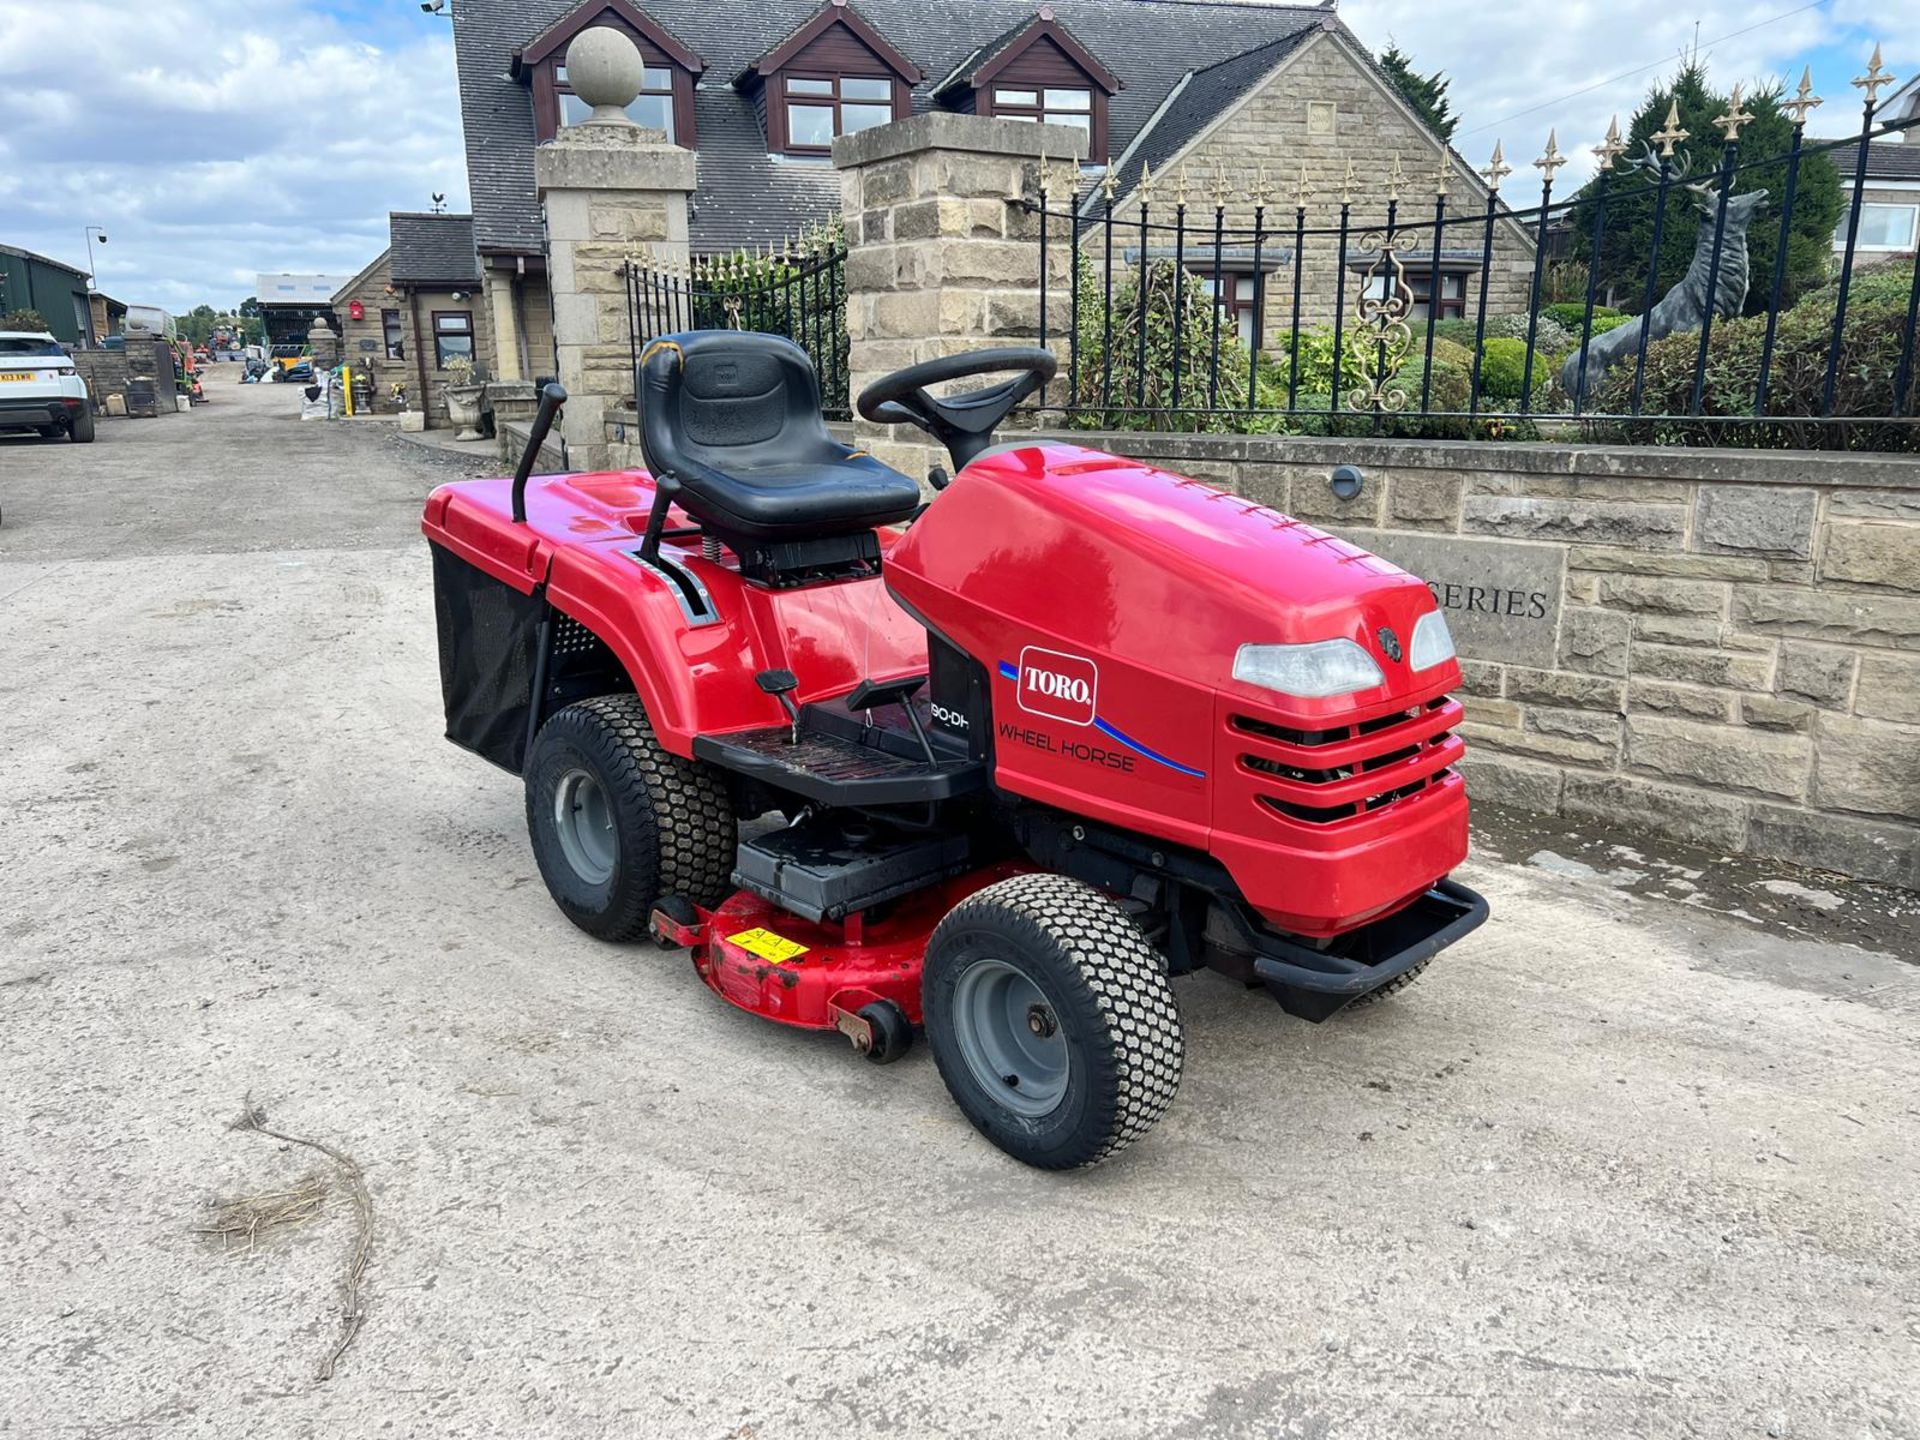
[1561,146,1770,403]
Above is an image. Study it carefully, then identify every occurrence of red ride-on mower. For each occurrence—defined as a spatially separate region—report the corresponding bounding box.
[423,333,1487,1169]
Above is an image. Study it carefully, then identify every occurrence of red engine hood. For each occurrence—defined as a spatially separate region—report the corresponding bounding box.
[888,442,1448,725]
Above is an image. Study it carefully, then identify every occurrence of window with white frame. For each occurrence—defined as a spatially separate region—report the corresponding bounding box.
[1845,202,1918,251]
[782,74,896,151]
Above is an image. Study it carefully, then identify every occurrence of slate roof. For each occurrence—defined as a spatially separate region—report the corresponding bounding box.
[1102,30,1313,203]
[389,213,481,286]
[1829,138,1920,183]
[453,0,1335,257]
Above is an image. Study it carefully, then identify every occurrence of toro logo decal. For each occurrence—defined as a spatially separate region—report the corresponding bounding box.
[1016,647,1098,726]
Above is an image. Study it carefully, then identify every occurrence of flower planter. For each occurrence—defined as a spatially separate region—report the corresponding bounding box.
[444,383,485,441]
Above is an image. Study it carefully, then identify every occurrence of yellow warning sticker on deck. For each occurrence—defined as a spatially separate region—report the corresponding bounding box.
[727,928,809,964]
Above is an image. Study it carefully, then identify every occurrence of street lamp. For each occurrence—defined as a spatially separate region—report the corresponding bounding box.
[82,226,108,347]
[83,226,107,294]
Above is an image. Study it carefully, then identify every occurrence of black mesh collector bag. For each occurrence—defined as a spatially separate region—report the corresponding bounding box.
[431,543,545,773]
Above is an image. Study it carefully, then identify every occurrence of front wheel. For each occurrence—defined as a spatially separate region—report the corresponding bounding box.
[524,694,735,941]
[923,874,1184,1169]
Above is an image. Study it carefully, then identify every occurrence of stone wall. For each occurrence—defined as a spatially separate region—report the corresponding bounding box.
[1044,429,1920,888]
[1101,27,1535,329]
[70,349,129,416]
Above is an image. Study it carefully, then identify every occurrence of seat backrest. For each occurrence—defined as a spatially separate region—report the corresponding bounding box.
[639,331,834,483]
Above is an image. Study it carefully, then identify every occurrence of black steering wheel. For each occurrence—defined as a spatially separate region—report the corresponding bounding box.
[856,347,1058,475]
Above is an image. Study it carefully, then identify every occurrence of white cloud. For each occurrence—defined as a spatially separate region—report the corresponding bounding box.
[1337,0,1883,177]
[0,0,465,311]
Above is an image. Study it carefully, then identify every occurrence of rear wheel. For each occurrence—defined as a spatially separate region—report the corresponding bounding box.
[524,694,735,941]
[923,874,1183,1169]
[69,407,95,443]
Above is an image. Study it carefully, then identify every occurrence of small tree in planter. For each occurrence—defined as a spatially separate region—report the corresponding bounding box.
[441,356,484,440]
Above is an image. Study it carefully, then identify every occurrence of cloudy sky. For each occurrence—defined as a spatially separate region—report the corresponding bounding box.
[0,0,1907,314]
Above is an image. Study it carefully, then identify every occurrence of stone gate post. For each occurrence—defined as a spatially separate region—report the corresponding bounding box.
[832,114,1085,482]
[536,27,694,470]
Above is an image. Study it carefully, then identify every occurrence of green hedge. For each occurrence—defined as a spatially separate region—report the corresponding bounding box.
[1590,265,1918,451]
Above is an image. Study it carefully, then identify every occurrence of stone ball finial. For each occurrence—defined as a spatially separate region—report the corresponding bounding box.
[565,26,644,123]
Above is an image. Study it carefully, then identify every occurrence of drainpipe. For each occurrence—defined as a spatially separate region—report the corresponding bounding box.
[409,285,431,425]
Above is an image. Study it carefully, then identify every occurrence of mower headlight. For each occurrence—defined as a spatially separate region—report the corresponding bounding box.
[1409,610,1457,671]
[1233,640,1384,699]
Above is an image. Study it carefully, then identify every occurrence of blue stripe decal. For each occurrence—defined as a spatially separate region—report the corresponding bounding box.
[1092,718,1208,779]
[998,659,1206,779]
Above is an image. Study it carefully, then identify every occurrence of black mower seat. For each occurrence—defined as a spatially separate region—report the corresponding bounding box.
[638,331,922,543]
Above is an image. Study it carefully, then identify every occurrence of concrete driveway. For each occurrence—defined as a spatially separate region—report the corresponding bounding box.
[2,379,1916,1439]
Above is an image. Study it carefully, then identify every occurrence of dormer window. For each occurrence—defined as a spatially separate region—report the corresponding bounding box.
[989,85,1092,140]
[737,0,923,158]
[557,61,679,140]
[932,8,1119,164]
[516,0,705,148]
[783,74,897,150]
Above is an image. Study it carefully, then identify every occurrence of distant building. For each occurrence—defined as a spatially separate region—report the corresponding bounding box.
[255,272,354,347]
[332,213,490,428]
[0,244,94,345]
[1832,74,1919,264]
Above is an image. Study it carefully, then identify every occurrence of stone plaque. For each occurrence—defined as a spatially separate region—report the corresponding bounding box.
[1347,529,1566,668]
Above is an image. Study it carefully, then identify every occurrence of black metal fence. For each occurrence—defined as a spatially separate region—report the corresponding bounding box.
[1024,84,1919,450]
[624,236,850,419]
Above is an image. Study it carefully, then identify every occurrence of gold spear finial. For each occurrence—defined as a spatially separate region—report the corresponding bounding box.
[1594,116,1628,169]
[1339,156,1356,205]
[1177,162,1192,208]
[1652,99,1690,159]
[1713,82,1755,144]
[1208,158,1231,210]
[1534,129,1566,181]
[1037,150,1052,199]
[1433,150,1452,198]
[1481,140,1511,193]
[1294,162,1312,210]
[1138,159,1156,208]
[1781,66,1823,127]
[1853,42,1894,108]
[1100,162,1118,204]
[1385,153,1405,202]
[1253,165,1276,208]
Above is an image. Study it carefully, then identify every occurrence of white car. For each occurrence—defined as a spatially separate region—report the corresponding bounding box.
[0,331,95,443]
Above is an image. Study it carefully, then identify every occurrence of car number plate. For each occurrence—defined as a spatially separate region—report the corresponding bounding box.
[726,928,809,964]
[0,372,34,382]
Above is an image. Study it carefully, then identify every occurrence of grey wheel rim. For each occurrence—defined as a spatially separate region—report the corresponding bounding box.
[553,767,617,885]
[951,958,1070,1119]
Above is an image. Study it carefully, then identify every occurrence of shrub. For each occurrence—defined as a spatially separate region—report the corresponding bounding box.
[1542,301,1626,335]
[1590,264,1918,451]
[1067,253,1262,433]
[1476,337,1532,400]
[1485,311,1572,352]
[0,308,49,332]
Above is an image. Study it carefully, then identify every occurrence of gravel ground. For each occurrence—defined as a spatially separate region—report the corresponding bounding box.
[2,379,1916,1440]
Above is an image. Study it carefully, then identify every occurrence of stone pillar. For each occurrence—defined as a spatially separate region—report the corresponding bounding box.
[832,113,1085,481]
[486,270,524,382]
[536,27,694,471]
[308,317,341,371]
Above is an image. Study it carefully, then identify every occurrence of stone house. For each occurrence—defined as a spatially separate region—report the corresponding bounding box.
[333,213,493,428]
[1092,24,1535,334]
[451,0,1526,386]
[1834,136,1918,269]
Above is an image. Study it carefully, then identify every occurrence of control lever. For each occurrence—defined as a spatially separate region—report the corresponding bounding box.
[511,381,568,524]
[756,669,801,745]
